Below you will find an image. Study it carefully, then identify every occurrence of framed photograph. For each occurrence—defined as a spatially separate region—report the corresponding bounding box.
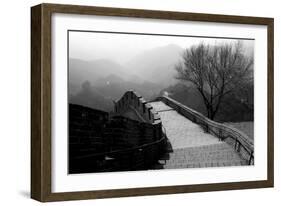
[31,3,274,202]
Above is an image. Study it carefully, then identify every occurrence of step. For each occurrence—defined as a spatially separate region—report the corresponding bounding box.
[156,143,247,169]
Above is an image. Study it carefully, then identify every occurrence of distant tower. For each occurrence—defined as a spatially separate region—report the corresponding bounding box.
[163,91,169,97]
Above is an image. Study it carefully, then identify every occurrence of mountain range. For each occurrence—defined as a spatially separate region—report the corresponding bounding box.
[69,44,184,111]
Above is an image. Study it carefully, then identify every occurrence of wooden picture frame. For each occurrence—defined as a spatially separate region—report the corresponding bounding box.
[31,3,274,202]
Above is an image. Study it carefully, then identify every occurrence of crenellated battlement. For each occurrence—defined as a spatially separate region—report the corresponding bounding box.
[114,90,161,124]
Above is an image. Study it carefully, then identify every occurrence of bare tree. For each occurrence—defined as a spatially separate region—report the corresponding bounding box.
[175,41,253,120]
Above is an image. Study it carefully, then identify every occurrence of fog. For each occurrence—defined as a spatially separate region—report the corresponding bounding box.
[69,31,255,122]
[69,31,254,65]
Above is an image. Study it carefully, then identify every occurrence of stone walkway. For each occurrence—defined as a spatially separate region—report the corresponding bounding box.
[150,101,223,149]
[150,101,246,169]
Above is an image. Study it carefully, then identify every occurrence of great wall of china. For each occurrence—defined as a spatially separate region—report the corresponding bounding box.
[69,90,254,173]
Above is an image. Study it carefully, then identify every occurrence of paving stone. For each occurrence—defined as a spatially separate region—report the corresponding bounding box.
[150,101,224,149]
[150,101,248,169]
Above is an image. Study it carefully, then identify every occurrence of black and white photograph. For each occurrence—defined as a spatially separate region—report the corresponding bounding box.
[68,30,254,174]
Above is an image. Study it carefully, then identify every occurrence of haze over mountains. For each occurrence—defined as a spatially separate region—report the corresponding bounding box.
[69,44,183,111]
[69,40,254,122]
[69,44,182,89]
[126,44,182,85]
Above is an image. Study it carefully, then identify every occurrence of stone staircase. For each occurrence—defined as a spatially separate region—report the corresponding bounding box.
[149,101,248,170]
[154,143,247,169]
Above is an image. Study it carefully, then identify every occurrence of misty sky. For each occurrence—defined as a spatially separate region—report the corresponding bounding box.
[69,31,254,65]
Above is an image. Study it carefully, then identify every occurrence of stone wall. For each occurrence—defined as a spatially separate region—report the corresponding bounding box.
[69,103,165,173]
[69,104,109,156]
[104,116,162,151]
[114,90,161,124]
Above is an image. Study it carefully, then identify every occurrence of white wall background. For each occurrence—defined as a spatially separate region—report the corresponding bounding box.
[0,0,279,205]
